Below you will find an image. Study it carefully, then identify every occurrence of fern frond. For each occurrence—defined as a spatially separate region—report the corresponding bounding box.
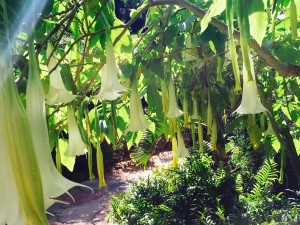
[251,159,279,196]
[130,120,166,167]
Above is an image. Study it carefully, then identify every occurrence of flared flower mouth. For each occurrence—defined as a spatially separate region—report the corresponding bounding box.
[234,55,267,114]
[95,36,126,101]
[65,106,88,157]
[174,131,189,158]
[166,78,183,118]
[45,43,76,105]
[127,81,150,132]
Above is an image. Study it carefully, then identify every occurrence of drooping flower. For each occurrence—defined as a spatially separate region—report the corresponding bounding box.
[65,106,88,157]
[167,78,183,118]
[0,45,48,224]
[45,42,76,105]
[234,54,267,114]
[183,90,189,128]
[127,81,150,132]
[27,40,90,209]
[95,36,126,101]
[161,80,169,116]
[174,130,189,158]
[182,35,198,61]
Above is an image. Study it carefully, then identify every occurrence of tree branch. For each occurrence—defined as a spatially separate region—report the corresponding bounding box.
[149,0,300,78]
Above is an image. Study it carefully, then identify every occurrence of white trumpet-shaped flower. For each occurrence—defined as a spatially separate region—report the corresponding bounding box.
[174,131,189,158]
[95,36,126,101]
[167,78,183,118]
[234,55,267,114]
[0,48,48,224]
[45,43,76,105]
[27,40,90,209]
[127,81,150,132]
[65,106,88,157]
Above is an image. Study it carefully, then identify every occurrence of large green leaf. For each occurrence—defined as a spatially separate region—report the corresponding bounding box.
[111,19,133,62]
[200,0,226,33]
[248,0,268,46]
[146,80,163,120]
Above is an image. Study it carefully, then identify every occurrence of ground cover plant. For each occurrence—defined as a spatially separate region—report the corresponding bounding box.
[0,0,299,224]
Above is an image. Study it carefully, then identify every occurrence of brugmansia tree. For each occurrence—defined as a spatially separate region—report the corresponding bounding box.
[1,0,299,223]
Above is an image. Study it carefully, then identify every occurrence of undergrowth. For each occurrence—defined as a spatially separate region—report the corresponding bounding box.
[109,151,300,225]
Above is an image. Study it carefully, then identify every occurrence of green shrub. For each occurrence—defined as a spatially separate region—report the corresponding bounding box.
[110,151,236,225]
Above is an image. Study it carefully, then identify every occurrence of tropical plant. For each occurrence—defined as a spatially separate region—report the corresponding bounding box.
[0,0,300,223]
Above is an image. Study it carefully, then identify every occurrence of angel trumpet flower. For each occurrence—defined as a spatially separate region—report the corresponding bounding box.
[167,78,183,118]
[45,42,76,105]
[174,130,189,158]
[0,48,48,224]
[234,55,267,114]
[127,81,150,132]
[95,36,126,101]
[65,106,88,157]
[27,40,90,209]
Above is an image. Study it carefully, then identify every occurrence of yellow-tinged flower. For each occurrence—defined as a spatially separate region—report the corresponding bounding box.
[95,36,126,101]
[27,40,90,209]
[191,93,199,120]
[127,81,150,132]
[161,80,169,116]
[183,91,189,128]
[174,130,189,158]
[65,106,88,157]
[45,43,76,105]
[167,78,183,118]
[234,55,267,114]
[0,51,48,224]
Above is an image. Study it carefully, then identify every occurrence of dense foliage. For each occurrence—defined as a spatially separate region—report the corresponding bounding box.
[110,151,300,224]
[0,0,299,224]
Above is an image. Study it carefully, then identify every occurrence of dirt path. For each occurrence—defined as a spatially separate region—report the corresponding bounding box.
[47,151,172,225]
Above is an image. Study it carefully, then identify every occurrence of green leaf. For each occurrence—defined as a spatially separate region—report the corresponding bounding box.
[200,0,226,33]
[147,81,163,120]
[59,139,76,172]
[274,44,300,64]
[248,0,268,46]
[111,19,133,62]
[60,64,74,92]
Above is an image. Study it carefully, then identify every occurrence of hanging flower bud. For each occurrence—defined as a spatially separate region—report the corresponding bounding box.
[65,106,88,157]
[198,120,204,152]
[161,80,169,116]
[95,36,126,101]
[167,78,183,118]
[45,42,76,105]
[183,91,189,128]
[127,81,150,132]
[191,93,199,120]
[211,117,218,151]
[207,92,213,135]
[174,130,189,158]
[234,54,267,114]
